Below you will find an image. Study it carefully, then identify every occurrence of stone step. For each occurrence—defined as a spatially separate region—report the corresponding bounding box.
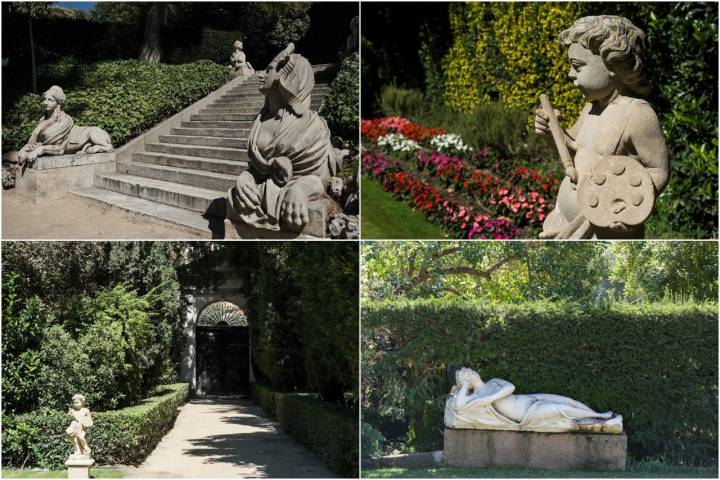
[92,172,226,215]
[146,142,248,161]
[190,113,256,122]
[199,107,260,115]
[118,161,237,191]
[158,134,247,149]
[71,186,214,238]
[227,84,330,95]
[170,127,249,138]
[180,120,252,129]
[133,151,248,176]
[219,92,326,101]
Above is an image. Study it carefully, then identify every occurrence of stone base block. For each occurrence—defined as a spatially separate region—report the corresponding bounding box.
[444,428,626,471]
[14,153,116,204]
[65,456,95,479]
[224,198,332,239]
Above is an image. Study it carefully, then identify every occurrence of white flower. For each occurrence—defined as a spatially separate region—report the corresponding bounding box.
[429,133,473,154]
[377,133,421,153]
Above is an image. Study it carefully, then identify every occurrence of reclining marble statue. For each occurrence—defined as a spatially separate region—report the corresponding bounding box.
[444,367,623,433]
[535,15,669,239]
[226,43,346,232]
[5,86,113,169]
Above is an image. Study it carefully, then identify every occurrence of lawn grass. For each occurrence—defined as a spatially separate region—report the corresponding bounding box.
[361,176,448,239]
[2,468,124,478]
[361,461,718,478]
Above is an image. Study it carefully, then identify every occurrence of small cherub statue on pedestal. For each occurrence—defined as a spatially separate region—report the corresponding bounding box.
[535,15,670,239]
[66,393,93,458]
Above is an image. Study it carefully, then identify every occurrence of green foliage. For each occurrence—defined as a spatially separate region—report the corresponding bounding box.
[251,384,358,477]
[1,242,188,414]
[610,242,718,302]
[167,28,243,65]
[379,85,425,118]
[1,384,188,469]
[231,243,358,405]
[1,273,49,413]
[38,285,155,411]
[412,102,555,168]
[320,51,359,143]
[362,300,718,465]
[2,60,231,153]
[361,422,386,458]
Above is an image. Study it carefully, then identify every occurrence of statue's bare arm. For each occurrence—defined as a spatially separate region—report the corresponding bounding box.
[627,105,670,193]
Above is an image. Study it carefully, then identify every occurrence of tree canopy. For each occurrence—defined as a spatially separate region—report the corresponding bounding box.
[362,241,717,303]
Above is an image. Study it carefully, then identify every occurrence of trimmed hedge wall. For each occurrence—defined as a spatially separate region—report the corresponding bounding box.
[1,383,189,469]
[2,60,231,154]
[250,383,358,477]
[362,300,718,465]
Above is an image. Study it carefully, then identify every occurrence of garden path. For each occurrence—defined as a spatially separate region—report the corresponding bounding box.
[123,397,333,478]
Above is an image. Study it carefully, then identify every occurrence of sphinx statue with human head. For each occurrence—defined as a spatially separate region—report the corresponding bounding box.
[226,43,347,234]
[5,85,113,170]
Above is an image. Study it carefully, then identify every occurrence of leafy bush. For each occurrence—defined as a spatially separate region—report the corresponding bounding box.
[362,300,718,465]
[1,274,49,413]
[379,85,425,118]
[1,383,189,469]
[320,51,359,144]
[166,28,243,65]
[361,422,386,458]
[37,285,159,411]
[251,384,359,477]
[2,59,231,154]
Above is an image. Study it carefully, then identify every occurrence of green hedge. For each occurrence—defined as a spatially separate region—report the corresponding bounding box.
[320,51,359,144]
[250,383,358,477]
[362,300,718,465]
[1,383,189,469]
[2,60,231,154]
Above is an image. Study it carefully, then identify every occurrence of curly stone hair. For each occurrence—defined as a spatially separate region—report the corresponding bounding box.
[559,15,650,96]
[44,85,66,109]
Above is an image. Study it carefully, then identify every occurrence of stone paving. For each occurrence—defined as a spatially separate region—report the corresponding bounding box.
[124,396,333,478]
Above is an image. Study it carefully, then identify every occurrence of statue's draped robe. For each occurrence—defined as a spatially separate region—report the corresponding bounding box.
[228,53,340,230]
[22,110,74,152]
[444,378,622,434]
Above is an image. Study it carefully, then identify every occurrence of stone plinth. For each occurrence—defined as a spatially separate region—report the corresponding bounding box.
[14,152,115,204]
[224,198,332,239]
[444,428,626,471]
[65,456,94,479]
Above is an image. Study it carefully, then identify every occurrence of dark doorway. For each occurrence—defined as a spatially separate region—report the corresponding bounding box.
[196,325,249,395]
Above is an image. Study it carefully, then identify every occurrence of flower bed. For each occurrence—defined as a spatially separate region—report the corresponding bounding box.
[362,116,560,237]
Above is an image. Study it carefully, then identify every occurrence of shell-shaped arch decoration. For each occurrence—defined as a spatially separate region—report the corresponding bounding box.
[198,301,247,327]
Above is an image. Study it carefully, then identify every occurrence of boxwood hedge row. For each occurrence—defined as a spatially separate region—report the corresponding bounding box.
[362,300,718,465]
[250,383,358,477]
[2,60,231,154]
[1,383,189,469]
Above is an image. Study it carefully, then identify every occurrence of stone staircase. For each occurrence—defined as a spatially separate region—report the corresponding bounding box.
[72,68,334,238]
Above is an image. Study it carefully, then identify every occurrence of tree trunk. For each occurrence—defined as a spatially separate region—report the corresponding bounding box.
[139,3,165,63]
[28,16,36,93]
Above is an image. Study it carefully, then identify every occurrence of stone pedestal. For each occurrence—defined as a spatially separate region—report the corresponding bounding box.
[13,152,115,204]
[224,198,333,239]
[444,428,627,471]
[65,456,95,479]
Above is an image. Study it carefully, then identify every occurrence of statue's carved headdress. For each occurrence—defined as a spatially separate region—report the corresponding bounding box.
[267,43,315,116]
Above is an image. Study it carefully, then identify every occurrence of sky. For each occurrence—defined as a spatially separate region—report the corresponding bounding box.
[53,2,96,11]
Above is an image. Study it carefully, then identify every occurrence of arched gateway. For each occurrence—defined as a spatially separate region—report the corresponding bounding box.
[180,264,255,395]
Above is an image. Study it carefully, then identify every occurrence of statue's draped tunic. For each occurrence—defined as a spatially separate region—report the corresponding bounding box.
[23,109,74,152]
[228,54,340,230]
[444,378,623,434]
